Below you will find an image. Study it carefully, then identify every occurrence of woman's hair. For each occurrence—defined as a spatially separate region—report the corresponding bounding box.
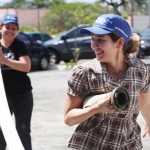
[109,33,140,57]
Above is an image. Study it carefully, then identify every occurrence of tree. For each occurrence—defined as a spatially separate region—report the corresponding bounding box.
[98,0,147,16]
[2,0,65,8]
[100,0,126,15]
[41,2,109,34]
[2,0,33,8]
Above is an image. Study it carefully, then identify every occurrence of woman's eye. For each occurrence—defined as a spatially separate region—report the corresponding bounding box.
[6,27,17,31]
[91,38,104,43]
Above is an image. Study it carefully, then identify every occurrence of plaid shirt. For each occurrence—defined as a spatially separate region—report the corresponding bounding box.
[67,57,150,150]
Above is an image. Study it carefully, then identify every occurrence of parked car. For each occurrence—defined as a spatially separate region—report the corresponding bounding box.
[138,28,150,58]
[16,32,50,70]
[25,32,53,44]
[44,24,95,64]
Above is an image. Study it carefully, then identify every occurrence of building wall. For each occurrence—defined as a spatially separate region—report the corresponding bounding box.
[132,15,150,32]
[0,8,48,30]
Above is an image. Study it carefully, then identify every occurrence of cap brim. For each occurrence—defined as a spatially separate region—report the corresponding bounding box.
[2,21,18,25]
[80,26,111,35]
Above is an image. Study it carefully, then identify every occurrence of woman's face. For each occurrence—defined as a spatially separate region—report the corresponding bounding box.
[91,34,119,62]
[1,23,18,43]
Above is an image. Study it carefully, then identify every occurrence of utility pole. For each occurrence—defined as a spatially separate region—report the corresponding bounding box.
[59,10,62,32]
[37,8,40,31]
[130,0,134,27]
[148,0,150,27]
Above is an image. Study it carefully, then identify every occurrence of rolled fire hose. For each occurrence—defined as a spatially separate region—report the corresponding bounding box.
[0,66,24,150]
[83,87,130,111]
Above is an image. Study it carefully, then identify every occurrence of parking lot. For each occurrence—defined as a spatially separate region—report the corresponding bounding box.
[30,59,150,150]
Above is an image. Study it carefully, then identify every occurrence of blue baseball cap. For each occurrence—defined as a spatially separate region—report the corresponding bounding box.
[80,14,131,44]
[1,14,18,26]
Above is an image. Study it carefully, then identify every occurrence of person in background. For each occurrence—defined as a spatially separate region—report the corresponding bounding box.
[64,14,150,150]
[0,13,33,150]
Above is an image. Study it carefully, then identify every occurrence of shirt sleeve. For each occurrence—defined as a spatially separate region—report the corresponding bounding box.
[67,65,89,99]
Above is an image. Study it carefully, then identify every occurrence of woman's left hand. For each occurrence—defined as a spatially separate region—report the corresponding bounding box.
[0,47,6,64]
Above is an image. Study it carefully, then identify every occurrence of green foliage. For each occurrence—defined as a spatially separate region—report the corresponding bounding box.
[20,26,38,32]
[2,0,33,8]
[41,2,109,34]
[98,0,147,15]
[2,0,65,8]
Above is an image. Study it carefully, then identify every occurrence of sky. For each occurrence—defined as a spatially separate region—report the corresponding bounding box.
[0,0,97,5]
[0,0,10,5]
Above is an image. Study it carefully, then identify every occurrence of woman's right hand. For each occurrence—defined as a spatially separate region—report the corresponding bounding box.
[93,97,116,113]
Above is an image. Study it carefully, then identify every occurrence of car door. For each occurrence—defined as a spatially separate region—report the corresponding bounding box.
[61,25,92,60]
[78,37,95,59]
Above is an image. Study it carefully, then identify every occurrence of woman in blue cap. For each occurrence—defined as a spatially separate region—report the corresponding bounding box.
[64,14,150,150]
[0,14,33,150]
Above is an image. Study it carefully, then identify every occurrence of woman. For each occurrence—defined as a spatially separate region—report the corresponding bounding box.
[64,14,150,150]
[0,14,33,150]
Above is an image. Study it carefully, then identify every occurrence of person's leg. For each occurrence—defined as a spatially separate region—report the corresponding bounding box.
[13,91,33,150]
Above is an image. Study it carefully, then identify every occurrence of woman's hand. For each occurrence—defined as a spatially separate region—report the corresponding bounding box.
[0,47,7,64]
[93,96,116,113]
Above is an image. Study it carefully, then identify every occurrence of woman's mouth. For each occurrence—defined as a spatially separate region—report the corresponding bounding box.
[95,51,104,57]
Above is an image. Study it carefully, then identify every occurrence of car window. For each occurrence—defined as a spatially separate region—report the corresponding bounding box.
[66,27,89,39]
[42,34,52,41]
[17,33,31,46]
[32,34,41,41]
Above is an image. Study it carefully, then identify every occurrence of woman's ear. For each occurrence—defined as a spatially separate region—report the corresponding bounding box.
[116,37,125,48]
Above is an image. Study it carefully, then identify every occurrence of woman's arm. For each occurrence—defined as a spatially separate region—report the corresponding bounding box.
[139,90,150,137]
[64,93,115,126]
[0,48,31,72]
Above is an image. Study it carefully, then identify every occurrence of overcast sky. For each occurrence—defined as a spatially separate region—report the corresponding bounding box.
[0,0,10,5]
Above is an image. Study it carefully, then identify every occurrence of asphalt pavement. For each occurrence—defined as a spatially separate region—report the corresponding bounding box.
[29,59,150,150]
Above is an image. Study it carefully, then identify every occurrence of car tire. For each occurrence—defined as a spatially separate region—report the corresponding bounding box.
[49,50,60,64]
[38,57,49,70]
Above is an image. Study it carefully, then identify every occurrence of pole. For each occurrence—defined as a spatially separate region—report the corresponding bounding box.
[148,0,150,27]
[37,8,40,31]
[131,0,134,27]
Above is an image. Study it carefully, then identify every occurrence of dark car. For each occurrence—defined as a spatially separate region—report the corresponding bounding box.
[138,28,150,58]
[25,32,53,44]
[16,32,50,70]
[44,24,95,64]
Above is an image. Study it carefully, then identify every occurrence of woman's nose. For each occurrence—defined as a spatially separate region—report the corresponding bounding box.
[91,40,99,48]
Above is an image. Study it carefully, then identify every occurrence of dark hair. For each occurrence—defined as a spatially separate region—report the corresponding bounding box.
[108,33,139,57]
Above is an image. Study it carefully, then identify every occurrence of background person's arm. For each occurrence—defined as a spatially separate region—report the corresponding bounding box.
[139,91,150,137]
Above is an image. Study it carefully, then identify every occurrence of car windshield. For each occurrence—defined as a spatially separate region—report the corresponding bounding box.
[141,29,150,37]
[17,33,31,46]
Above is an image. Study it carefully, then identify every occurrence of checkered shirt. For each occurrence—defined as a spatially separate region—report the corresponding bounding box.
[67,57,150,150]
